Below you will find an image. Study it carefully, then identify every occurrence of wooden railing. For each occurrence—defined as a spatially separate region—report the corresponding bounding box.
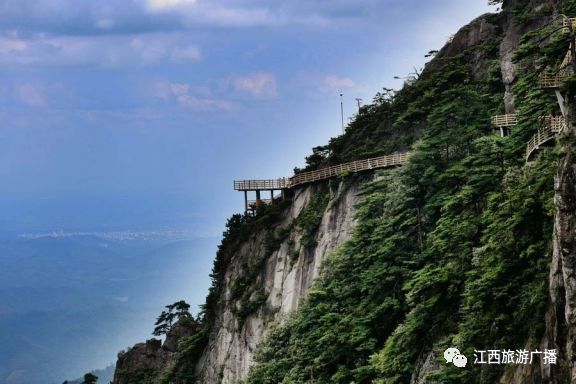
[540,69,573,88]
[542,116,567,132]
[491,114,518,127]
[234,152,410,192]
[526,116,567,160]
[288,152,410,188]
[540,73,565,88]
[234,178,289,191]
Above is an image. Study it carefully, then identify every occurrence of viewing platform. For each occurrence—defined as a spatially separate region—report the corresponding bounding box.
[491,114,518,127]
[234,179,289,191]
[234,152,410,212]
[526,116,567,161]
[491,114,518,137]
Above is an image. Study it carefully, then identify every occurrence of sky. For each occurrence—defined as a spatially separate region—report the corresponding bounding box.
[0,0,500,380]
[0,0,498,236]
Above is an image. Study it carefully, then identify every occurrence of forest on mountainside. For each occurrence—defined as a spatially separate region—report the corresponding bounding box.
[114,0,576,383]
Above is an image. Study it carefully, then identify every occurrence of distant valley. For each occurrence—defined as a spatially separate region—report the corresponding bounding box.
[0,232,216,384]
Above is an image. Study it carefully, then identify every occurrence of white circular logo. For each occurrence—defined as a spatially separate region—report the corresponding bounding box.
[444,347,467,368]
[444,347,460,363]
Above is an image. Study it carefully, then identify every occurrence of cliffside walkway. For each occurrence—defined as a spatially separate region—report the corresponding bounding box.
[491,114,518,127]
[539,72,572,88]
[237,18,575,211]
[527,37,574,160]
[492,26,574,162]
[526,116,567,160]
[491,114,518,137]
[234,152,410,211]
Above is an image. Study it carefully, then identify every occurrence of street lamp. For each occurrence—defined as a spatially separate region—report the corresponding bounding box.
[339,92,344,134]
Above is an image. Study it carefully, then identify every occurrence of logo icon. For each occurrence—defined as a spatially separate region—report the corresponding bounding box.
[444,347,467,368]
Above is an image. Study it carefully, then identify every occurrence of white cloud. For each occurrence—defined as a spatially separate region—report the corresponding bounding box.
[146,0,196,12]
[0,32,204,68]
[232,72,277,98]
[15,83,46,107]
[171,45,202,63]
[157,81,234,111]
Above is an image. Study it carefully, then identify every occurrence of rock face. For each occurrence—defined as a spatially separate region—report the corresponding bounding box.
[111,176,367,384]
[499,0,558,113]
[194,178,364,383]
[113,322,194,384]
[423,13,498,80]
[544,118,576,384]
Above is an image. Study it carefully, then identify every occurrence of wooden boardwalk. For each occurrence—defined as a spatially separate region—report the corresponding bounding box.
[289,152,409,188]
[526,33,573,160]
[526,116,567,160]
[234,179,289,191]
[234,152,410,193]
[539,72,571,88]
[234,152,409,212]
[491,114,518,127]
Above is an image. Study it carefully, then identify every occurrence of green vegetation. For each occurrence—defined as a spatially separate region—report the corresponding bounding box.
[130,1,576,383]
[159,325,210,384]
[156,199,295,382]
[240,3,575,383]
[295,186,330,248]
[82,373,98,384]
[153,300,193,336]
[115,368,156,384]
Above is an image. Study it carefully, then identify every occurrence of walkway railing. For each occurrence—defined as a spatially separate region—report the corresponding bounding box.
[526,116,567,160]
[288,152,409,188]
[491,114,518,127]
[234,152,410,192]
[539,73,568,88]
[234,178,289,191]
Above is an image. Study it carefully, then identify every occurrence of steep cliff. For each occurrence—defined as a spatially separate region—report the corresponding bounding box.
[193,179,364,383]
[113,321,196,383]
[113,0,576,383]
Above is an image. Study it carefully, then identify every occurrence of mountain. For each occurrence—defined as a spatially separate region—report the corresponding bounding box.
[110,0,576,382]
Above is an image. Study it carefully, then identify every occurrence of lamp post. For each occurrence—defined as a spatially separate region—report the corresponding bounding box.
[340,92,344,133]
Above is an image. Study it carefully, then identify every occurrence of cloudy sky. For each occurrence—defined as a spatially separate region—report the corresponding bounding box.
[0,0,497,235]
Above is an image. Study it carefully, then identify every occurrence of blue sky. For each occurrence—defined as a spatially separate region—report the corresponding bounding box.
[0,0,497,236]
